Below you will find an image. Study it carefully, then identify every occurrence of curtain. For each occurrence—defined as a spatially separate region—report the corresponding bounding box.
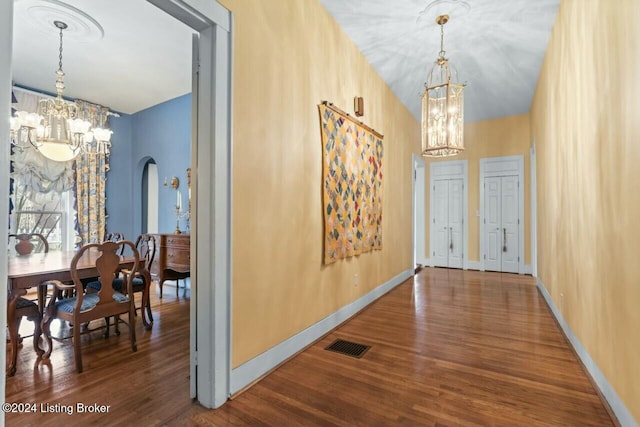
[11,88,76,194]
[74,148,109,247]
[73,99,111,247]
[11,87,111,247]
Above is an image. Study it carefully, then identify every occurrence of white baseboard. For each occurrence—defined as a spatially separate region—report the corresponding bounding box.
[523,264,533,275]
[230,268,414,395]
[466,261,481,271]
[421,258,430,268]
[537,278,638,427]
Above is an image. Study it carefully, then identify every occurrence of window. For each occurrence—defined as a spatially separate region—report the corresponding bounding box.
[9,180,76,254]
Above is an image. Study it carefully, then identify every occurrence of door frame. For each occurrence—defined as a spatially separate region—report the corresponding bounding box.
[146,0,233,408]
[412,154,426,270]
[530,142,537,277]
[479,155,525,274]
[0,3,13,413]
[429,160,468,269]
[0,0,234,413]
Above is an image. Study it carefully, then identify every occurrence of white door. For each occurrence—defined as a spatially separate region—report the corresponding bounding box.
[432,178,463,268]
[413,158,426,269]
[483,175,519,273]
[448,178,464,268]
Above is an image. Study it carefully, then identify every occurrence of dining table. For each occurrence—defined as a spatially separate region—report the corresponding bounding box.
[6,250,135,374]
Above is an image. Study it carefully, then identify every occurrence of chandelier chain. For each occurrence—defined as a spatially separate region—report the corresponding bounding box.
[439,22,445,58]
[58,26,64,74]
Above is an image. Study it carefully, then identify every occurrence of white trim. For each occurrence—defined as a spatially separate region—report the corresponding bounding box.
[479,155,525,274]
[530,142,537,277]
[466,261,482,271]
[412,154,426,270]
[523,264,533,275]
[421,258,430,268]
[230,268,414,394]
[428,160,469,269]
[147,0,233,409]
[536,279,638,427]
[0,2,14,423]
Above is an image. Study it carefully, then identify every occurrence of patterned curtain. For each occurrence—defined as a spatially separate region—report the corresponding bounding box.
[12,88,111,247]
[74,101,111,247]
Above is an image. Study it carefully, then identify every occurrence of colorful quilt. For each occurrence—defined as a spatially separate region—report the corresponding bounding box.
[318,103,384,264]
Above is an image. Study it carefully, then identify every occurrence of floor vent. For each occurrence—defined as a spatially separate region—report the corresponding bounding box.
[324,339,370,359]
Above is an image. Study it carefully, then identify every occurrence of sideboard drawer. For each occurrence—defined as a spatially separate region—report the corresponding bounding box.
[166,247,190,270]
[164,236,189,249]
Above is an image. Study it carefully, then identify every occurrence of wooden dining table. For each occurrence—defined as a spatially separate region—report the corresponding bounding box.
[6,250,135,374]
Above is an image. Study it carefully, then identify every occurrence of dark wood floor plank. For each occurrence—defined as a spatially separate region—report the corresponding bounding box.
[6,269,615,426]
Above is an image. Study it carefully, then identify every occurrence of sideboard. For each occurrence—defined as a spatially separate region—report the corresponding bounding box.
[151,233,190,297]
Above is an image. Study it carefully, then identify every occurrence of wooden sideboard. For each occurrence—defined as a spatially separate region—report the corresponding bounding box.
[151,234,190,298]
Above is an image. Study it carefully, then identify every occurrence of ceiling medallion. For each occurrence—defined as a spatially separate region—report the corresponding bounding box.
[417,0,471,24]
[20,0,104,42]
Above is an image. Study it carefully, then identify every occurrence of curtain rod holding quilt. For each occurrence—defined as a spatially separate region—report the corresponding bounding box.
[320,101,383,139]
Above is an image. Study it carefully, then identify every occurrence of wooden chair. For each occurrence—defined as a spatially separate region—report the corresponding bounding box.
[103,232,125,255]
[6,233,49,376]
[41,241,140,373]
[86,234,156,329]
[6,296,44,376]
[8,233,49,255]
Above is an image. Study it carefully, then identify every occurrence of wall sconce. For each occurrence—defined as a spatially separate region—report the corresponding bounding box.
[354,96,364,117]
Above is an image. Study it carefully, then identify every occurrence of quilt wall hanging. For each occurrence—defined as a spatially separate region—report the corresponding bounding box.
[318,101,384,264]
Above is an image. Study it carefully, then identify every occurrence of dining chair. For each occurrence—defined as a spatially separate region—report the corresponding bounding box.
[40,240,140,373]
[103,232,126,255]
[86,234,156,329]
[6,233,49,376]
[7,296,44,376]
[8,233,49,255]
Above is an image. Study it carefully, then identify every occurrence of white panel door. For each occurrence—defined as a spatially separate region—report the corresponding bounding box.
[483,175,519,272]
[432,179,450,267]
[448,178,464,268]
[484,177,501,271]
[501,175,519,273]
[432,178,464,268]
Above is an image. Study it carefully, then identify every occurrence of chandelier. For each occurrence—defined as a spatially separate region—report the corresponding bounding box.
[9,20,113,162]
[421,14,465,157]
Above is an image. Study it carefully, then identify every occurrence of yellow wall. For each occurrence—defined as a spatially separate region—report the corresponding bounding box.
[219,0,421,367]
[423,114,531,264]
[531,0,640,421]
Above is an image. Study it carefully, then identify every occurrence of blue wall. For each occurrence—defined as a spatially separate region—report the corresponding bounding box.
[106,93,191,239]
[106,113,134,239]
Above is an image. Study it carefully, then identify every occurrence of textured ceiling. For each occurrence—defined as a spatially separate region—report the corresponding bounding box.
[318,0,560,122]
[12,0,560,120]
[12,0,193,114]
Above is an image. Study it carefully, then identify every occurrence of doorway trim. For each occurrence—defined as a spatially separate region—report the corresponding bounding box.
[530,142,537,277]
[428,160,468,269]
[141,0,234,408]
[412,154,426,270]
[479,155,525,274]
[0,3,14,416]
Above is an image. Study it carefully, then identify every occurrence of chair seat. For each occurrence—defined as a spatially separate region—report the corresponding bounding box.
[55,292,129,314]
[16,297,38,310]
[87,277,145,293]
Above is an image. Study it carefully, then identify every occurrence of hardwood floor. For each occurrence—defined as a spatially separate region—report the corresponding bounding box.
[6,269,615,426]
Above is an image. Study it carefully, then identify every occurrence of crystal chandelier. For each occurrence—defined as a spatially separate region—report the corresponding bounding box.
[10,21,113,162]
[421,15,465,157]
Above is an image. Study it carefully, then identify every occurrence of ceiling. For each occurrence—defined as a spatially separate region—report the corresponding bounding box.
[319,0,560,122]
[12,0,194,115]
[12,0,560,121]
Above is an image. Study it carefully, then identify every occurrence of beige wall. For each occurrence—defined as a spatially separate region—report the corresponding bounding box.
[423,114,531,264]
[531,0,640,421]
[219,0,420,367]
